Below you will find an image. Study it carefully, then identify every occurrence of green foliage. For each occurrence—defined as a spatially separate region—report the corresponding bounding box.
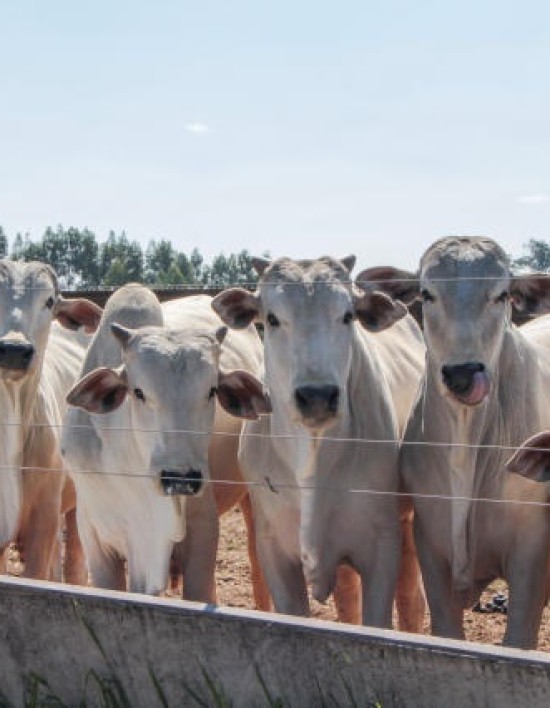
[0,225,261,289]
[0,226,8,258]
[511,239,550,272]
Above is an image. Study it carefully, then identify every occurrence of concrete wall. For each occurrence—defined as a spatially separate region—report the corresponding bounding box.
[0,577,549,707]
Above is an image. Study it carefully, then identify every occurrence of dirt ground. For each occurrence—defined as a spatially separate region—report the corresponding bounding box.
[7,505,549,651]
[214,505,550,652]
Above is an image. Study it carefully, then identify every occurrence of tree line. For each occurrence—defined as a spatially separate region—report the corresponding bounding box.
[0,225,548,290]
[0,225,261,290]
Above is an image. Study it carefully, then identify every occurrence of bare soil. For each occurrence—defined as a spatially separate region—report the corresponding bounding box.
[215,505,550,652]
[7,506,549,651]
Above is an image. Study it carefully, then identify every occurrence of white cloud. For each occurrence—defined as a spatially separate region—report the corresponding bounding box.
[516,193,550,205]
[184,122,210,134]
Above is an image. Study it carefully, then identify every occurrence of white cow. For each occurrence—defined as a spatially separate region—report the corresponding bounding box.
[62,285,270,598]
[0,260,101,581]
[357,236,550,648]
[213,256,426,628]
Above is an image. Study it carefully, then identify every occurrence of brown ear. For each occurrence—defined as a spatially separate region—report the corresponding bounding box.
[511,274,550,315]
[355,267,420,305]
[354,290,408,332]
[212,288,261,329]
[506,432,550,483]
[66,367,128,414]
[217,369,271,420]
[55,297,103,333]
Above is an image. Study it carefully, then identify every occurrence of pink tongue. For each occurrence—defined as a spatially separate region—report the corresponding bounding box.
[458,371,490,405]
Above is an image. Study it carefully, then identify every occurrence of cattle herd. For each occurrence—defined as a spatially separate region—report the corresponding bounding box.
[1,236,550,651]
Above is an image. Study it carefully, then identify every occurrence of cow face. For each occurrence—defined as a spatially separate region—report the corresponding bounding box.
[0,260,101,382]
[358,238,550,407]
[418,238,512,406]
[66,325,270,496]
[213,256,406,432]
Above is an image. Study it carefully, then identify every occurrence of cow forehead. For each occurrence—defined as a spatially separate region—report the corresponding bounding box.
[0,260,57,301]
[420,237,509,285]
[259,257,352,310]
[126,328,219,378]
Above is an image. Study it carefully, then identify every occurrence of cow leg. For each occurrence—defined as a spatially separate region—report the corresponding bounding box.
[395,508,426,633]
[414,523,464,639]
[359,533,400,629]
[0,544,8,574]
[239,493,271,611]
[63,508,88,585]
[178,487,218,603]
[20,496,61,581]
[19,468,64,580]
[333,564,361,624]
[505,569,546,649]
[504,532,550,649]
[61,477,87,585]
[256,535,309,616]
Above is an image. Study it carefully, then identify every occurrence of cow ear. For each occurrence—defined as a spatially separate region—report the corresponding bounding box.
[355,267,420,305]
[341,255,356,274]
[55,297,103,333]
[511,274,550,315]
[217,369,271,420]
[506,432,550,483]
[252,257,271,276]
[212,288,261,329]
[67,367,128,414]
[354,290,408,332]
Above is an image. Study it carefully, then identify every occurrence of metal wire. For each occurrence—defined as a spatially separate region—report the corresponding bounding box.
[5,462,550,508]
[1,271,549,293]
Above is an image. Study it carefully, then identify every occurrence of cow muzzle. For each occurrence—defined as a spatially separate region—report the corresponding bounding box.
[294,384,340,428]
[441,362,490,406]
[0,340,35,376]
[160,469,203,496]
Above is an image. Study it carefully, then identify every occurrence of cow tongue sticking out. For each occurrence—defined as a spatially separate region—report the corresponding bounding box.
[454,371,490,406]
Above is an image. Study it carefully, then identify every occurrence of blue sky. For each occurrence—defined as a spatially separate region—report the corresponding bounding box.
[1,1,549,270]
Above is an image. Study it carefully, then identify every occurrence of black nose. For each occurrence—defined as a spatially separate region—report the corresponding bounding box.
[441,362,485,396]
[0,341,35,371]
[160,469,203,496]
[294,385,340,417]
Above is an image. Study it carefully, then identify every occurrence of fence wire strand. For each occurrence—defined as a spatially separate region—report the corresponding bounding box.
[0,419,548,507]
[5,271,550,294]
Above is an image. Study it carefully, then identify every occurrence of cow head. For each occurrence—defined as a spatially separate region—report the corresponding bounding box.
[0,260,102,382]
[213,255,406,432]
[357,238,550,407]
[66,324,270,496]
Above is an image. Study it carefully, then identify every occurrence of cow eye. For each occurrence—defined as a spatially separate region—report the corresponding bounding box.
[421,289,435,303]
[495,290,509,304]
[208,386,217,400]
[134,388,146,402]
[45,296,55,309]
[266,312,280,327]
[342,311,354,325]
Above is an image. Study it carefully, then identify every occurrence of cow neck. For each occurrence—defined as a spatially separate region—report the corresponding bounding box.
[423,325,536,594]
[0,366,43,466]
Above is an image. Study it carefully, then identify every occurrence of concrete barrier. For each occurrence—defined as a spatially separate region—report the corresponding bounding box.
[0,577,549,707]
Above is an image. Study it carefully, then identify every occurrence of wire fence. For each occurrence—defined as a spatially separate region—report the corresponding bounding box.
[2,270,550,294]
[0,419,547,507]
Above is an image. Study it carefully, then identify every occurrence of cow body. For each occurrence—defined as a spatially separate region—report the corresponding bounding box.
[361,237,550,647]
[62,286,268,599]
[0,260,101,580]
[213,256,425,628]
